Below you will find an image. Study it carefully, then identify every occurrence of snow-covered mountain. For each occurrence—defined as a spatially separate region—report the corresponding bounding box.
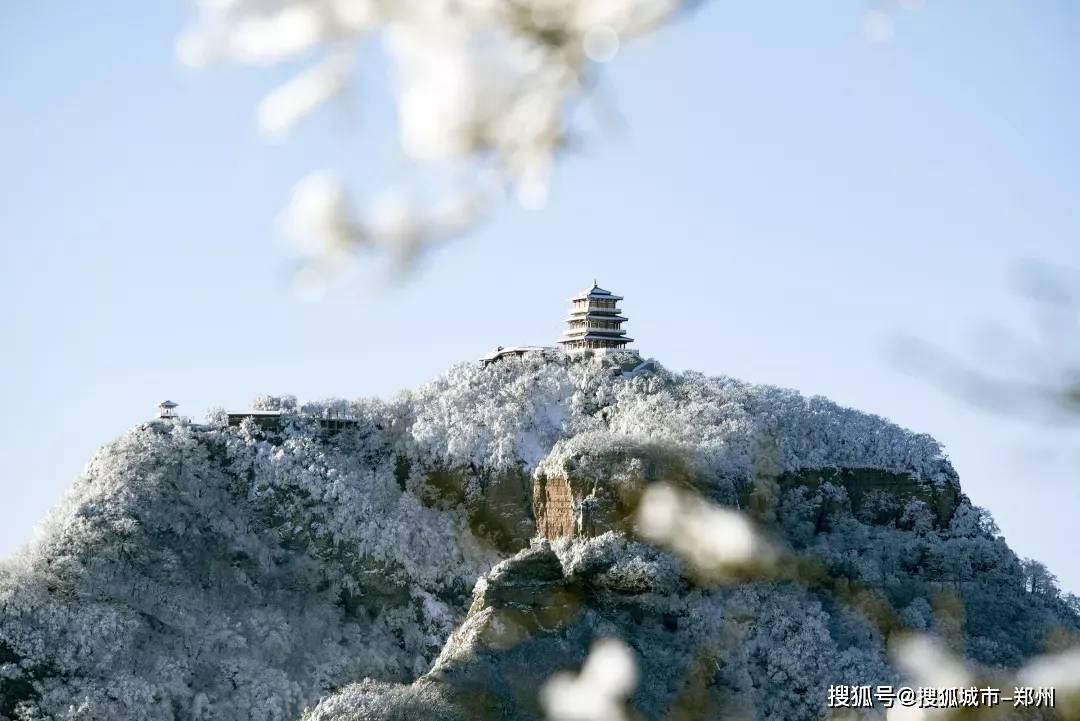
[1,352,1076,721]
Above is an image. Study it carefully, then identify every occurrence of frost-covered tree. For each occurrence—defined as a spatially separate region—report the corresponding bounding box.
[2,352,1076,720]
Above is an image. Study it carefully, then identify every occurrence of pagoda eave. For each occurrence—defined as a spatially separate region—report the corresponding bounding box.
[560,328,628,336]
[565,313,629,322]
[559,334,634,343]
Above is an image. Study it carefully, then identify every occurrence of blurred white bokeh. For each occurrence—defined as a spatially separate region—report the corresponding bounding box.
[540,637,639,721]
[178,0,689,286]
[637,483,776,578]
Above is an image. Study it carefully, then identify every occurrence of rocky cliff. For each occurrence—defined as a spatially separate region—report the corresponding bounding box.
[1,352,1076,721]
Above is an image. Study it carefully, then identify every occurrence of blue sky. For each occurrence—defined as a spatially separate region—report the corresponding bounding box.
[2,1,1078,591]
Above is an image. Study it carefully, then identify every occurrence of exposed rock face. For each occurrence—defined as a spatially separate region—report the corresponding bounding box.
[533,434,715,540]
[533,473,576,538]
[423,543,587,718]
[776,467,963,529]
[421,465,536,553]
[530,437,961,544]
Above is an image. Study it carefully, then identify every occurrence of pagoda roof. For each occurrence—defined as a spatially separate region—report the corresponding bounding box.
[570,281,623,302]
[157,400,178,408]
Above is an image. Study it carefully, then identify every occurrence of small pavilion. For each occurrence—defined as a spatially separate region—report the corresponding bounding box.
[157,400,179,418]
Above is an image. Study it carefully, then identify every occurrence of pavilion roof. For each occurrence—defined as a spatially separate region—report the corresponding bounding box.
[480,345,553,362]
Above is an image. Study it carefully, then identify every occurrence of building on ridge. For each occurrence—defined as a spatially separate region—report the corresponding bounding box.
[479,281,638,364]
[557,281,636,354]
[479,345,552,365]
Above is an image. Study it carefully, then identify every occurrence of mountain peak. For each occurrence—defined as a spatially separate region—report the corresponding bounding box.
[1,355,1073,721]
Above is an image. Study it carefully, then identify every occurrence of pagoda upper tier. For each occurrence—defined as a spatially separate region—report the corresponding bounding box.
[557,282,634,352]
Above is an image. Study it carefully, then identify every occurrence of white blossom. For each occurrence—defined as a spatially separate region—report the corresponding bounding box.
[177,0,691,278]
[257,51,353,140]
[540,638,638,721]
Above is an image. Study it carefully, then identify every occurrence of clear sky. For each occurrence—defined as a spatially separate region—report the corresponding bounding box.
[2,2,1078,591]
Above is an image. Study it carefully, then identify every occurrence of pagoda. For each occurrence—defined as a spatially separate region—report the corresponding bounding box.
[557,281,635,353]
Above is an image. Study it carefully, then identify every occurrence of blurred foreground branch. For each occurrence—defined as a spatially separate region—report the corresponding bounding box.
[178,0,698,292]
[893,261,1080,421]
[178,0,929,294]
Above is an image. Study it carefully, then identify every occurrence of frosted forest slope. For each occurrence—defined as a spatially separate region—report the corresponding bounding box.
[1,352,1076,721]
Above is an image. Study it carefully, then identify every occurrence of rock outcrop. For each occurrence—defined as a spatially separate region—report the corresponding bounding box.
[532,433,714,540]
[306,537,700,721]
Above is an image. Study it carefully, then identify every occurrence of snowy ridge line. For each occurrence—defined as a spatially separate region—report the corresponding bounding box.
[399,353,955,485]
